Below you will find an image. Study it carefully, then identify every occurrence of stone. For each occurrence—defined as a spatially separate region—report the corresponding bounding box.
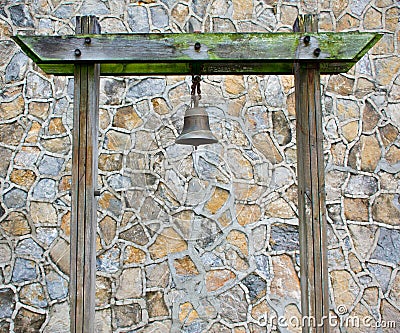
[337,99,360,122]
[3,188,27,209]
[150,5,169,28]
[375,57,400,86]
[12,258,37,283]
[127,78,165,99]
[355,78,375,98]
[345,174,378,196]
[0,147,12,177]
[252,132,283,164]
[179,302,199,324]
[272,110,291,146]
[244,106,269,132]
[49,238,70,275]
[98,192,122,217]
[104,130,132,151]
[236,203,262,226]
[0,288,15,319]
[216,285,247,323]
[25,72,52,99]
[136,321,172,333]
[0,94,24,121]
[0,122,24,146]
[98,153,123,171]
[28,102,50,120]
[364,7,382,29]
[41,136,71,154]
[113,105,143,130]
[232,0,253,19]
[45,269,68,301]
[114,303,141,328]
[342,121,358,142]
[48,118,66,135]
[5,52,29,83]
[14,308,46,332]
[227,149,253,179]
[147,291,169,318]
[349,135,381,172]
[99,216,117,246]
[171,3,189,25]
[151,97,170,115]
[30,201,57,225]
[174,256,199,276]
[350,0,369,16]
[380,124,398,148]
[330,270,359,310]
[385,145,400,168]
[81,0,110,15]
[367,263,392,293]
[225,76,245,95]
[1,211,31,236]
[348,224,377,259]
[9,4,34,27]
[149,227,187,259]
[43,302,70,333]
[206,269,236,292]
[348,252,362,273]
[36,227,58,247]
[0,243,12,265]
[97,245,120,273]
[280,5,299,26]
[145,262,170,288]
[265,198,295,219]
[243,273,267,302]
[32,179,57,200]
[20,283,48,308]
[337,13,360,31]
[96,276,112,307]
[123,245,146,265]
[38,155,64,176]
[362,100,380,132]
[270,223,299,251]
[14,146,40,168]
[95,309,112,333]
[127,6,150,32]
[385,7,400,31]
[116,267,142,300]
[371,227,400,265]
[16,238,44,259]
[119,223,148,246]
[363,286,379,307]
[318,11,334,31]
[25,121,41,143]
[344,198,369,221]
[372,194,400,226]
[227,230,248,256]
[264,76,284,108]
[271,254,300,300]
[328,75,354,95]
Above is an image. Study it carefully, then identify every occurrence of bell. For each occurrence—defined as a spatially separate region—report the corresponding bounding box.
[176,106,218,146]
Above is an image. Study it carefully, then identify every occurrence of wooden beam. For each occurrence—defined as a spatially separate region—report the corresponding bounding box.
[70,15,100,333]
[294,15,329,333]
[12,32,381,75]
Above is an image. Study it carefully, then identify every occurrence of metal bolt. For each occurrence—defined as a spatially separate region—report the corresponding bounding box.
[303,35,311,45]
[84,37,91,44]
[313,48,321,57]
[194,42,201,51]
[74,48,81,56]
[94,190,101,197]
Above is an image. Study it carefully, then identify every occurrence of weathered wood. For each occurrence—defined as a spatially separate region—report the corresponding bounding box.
[12,32,381,75]
[70,15,100,333]
[294,15,329,333]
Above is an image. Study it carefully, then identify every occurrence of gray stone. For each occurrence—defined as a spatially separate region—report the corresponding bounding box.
[367,263,392,293]
[15,238,44,259]
[3,188,28,209]
[200,252,224,269]
[192,0,207,16]
[107,174,132,191]
[270,166,292,189]
[217,285,248,323]
[9,4,34,27]
[272,110,292,146]
[127,78,166,99]
[345,174,378,196]
[244,106,270,132]
[12,258,37,283]
[0,122,24,146]
[32,179,57,199]
[357,54,373,76]
[270,223,299,251]
[119,224,148,246]
[327,204,344,225]
[183,321,207,333]
[0,147,12,177]
[97,246,120,273]
[81,0,110,15]
[242,273,267,301]
[127,6,150,32]
[264,76,284,108]
[20,283,48,308]
[151,6,169,28]
[45,270,68,300]
[38,155,64,176]
[0,243,12,264]
[43,302,70,333]
[54,3,76,18]
[113,303,141,328]
[25,72,53,99]
[5,51,29,82]
[350,0,369,16]
[258,8,277,29]
[193,216,222,249]
[371,228,400,265]
[54,98,69,115]
[0,288,15,319]
[36,227,58,247]
[255,254,271,280]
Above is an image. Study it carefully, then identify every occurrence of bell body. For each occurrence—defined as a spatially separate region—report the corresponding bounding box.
[176,106,218,146]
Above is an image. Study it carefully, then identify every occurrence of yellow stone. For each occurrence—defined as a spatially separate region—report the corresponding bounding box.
[385,7,400,31]
[287,92,295,116]
[328,75,354,95]
[179,302,199,324]
[49,238,70,275]
[247,76,263,103]
[99,108,110,130]
[0,95,25,120]
[1,212,31,236]
[331,270,359,309]
[10,169,36,188]
[174,256,199,275]
[251,300,274,323]
[342,121,359,142]
[363,287,379,307]
[265,198,295,219]
[105,130,131,151]
[28,101,50,120]
[123,245,146,264]
[373,34,395,55]
[375,57,400,86]
[205,187,229,214]
[205,269,236,292]
[61,211,70,237]
[337,14,360,31]
[271,254,300,299]
[364,7,382,29]
[336,99,359,121]
[344,198,369,221]
[385,145,400,165]
[281,75,294,93]
[151,97,170,115]
[284,304,302,333]
[380,124,398,147]
[99,216,117,246]
[113,106,143,130]
[227,95,246,117]
[218,210,233,228]
[149,227,187,260]
[360,135,381,171]
[59,176,71,192]
[172,3,189,25]
[232,0,253,20]
[252,132,283,164]
[319,11,334,31]
[25,122,41,143]
[225,76,245,95]
[355,78,374,98]
[280,5,299,26]
[348,252,362,273]
[41,136,71,154]
[227,230,248,256]
[236,204,262,226]
[48,118,66,135]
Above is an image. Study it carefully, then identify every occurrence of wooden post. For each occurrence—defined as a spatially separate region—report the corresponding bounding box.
[70,16,100,333]
[294,15,329,332]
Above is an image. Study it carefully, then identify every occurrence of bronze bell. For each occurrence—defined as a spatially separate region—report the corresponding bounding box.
[175,106,218,146]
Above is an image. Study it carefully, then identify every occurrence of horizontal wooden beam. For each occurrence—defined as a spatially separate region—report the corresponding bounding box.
[12,32,381,75]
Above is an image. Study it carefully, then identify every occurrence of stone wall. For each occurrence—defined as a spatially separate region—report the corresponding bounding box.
[0,0,399,332]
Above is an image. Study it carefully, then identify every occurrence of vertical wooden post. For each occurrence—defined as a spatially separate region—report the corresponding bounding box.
[70,16,100,333]
[294,15,329,332]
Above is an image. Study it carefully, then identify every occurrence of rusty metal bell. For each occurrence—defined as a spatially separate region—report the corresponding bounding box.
[175,106,218,146]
